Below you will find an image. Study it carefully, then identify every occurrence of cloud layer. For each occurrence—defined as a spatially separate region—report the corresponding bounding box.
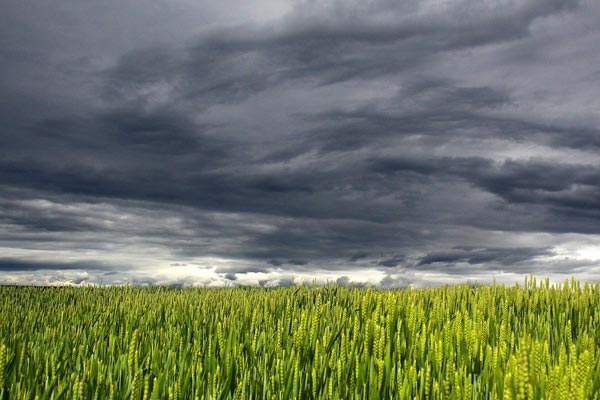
[1,0,600,286]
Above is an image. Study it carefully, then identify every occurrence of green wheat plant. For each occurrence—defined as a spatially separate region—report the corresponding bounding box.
[0,276,599,399]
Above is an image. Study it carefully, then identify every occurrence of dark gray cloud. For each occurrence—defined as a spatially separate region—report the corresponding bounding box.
[0,258,115,272]
[417,246,553,266]
[349,252,369,262]
[378,255,406,268]
[1,0,599,286]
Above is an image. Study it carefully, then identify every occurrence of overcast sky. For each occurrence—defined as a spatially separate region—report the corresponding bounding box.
[1,0,600,287]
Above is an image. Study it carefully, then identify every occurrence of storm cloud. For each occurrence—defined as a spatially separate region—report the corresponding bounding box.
[1,0,600,286]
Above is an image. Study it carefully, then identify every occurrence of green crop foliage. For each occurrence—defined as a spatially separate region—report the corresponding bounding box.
[1,276,600,399]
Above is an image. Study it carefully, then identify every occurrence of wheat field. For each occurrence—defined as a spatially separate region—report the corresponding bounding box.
[1,277,599,399]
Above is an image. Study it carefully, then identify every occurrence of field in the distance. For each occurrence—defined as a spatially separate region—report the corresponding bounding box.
[1,278,599,399]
